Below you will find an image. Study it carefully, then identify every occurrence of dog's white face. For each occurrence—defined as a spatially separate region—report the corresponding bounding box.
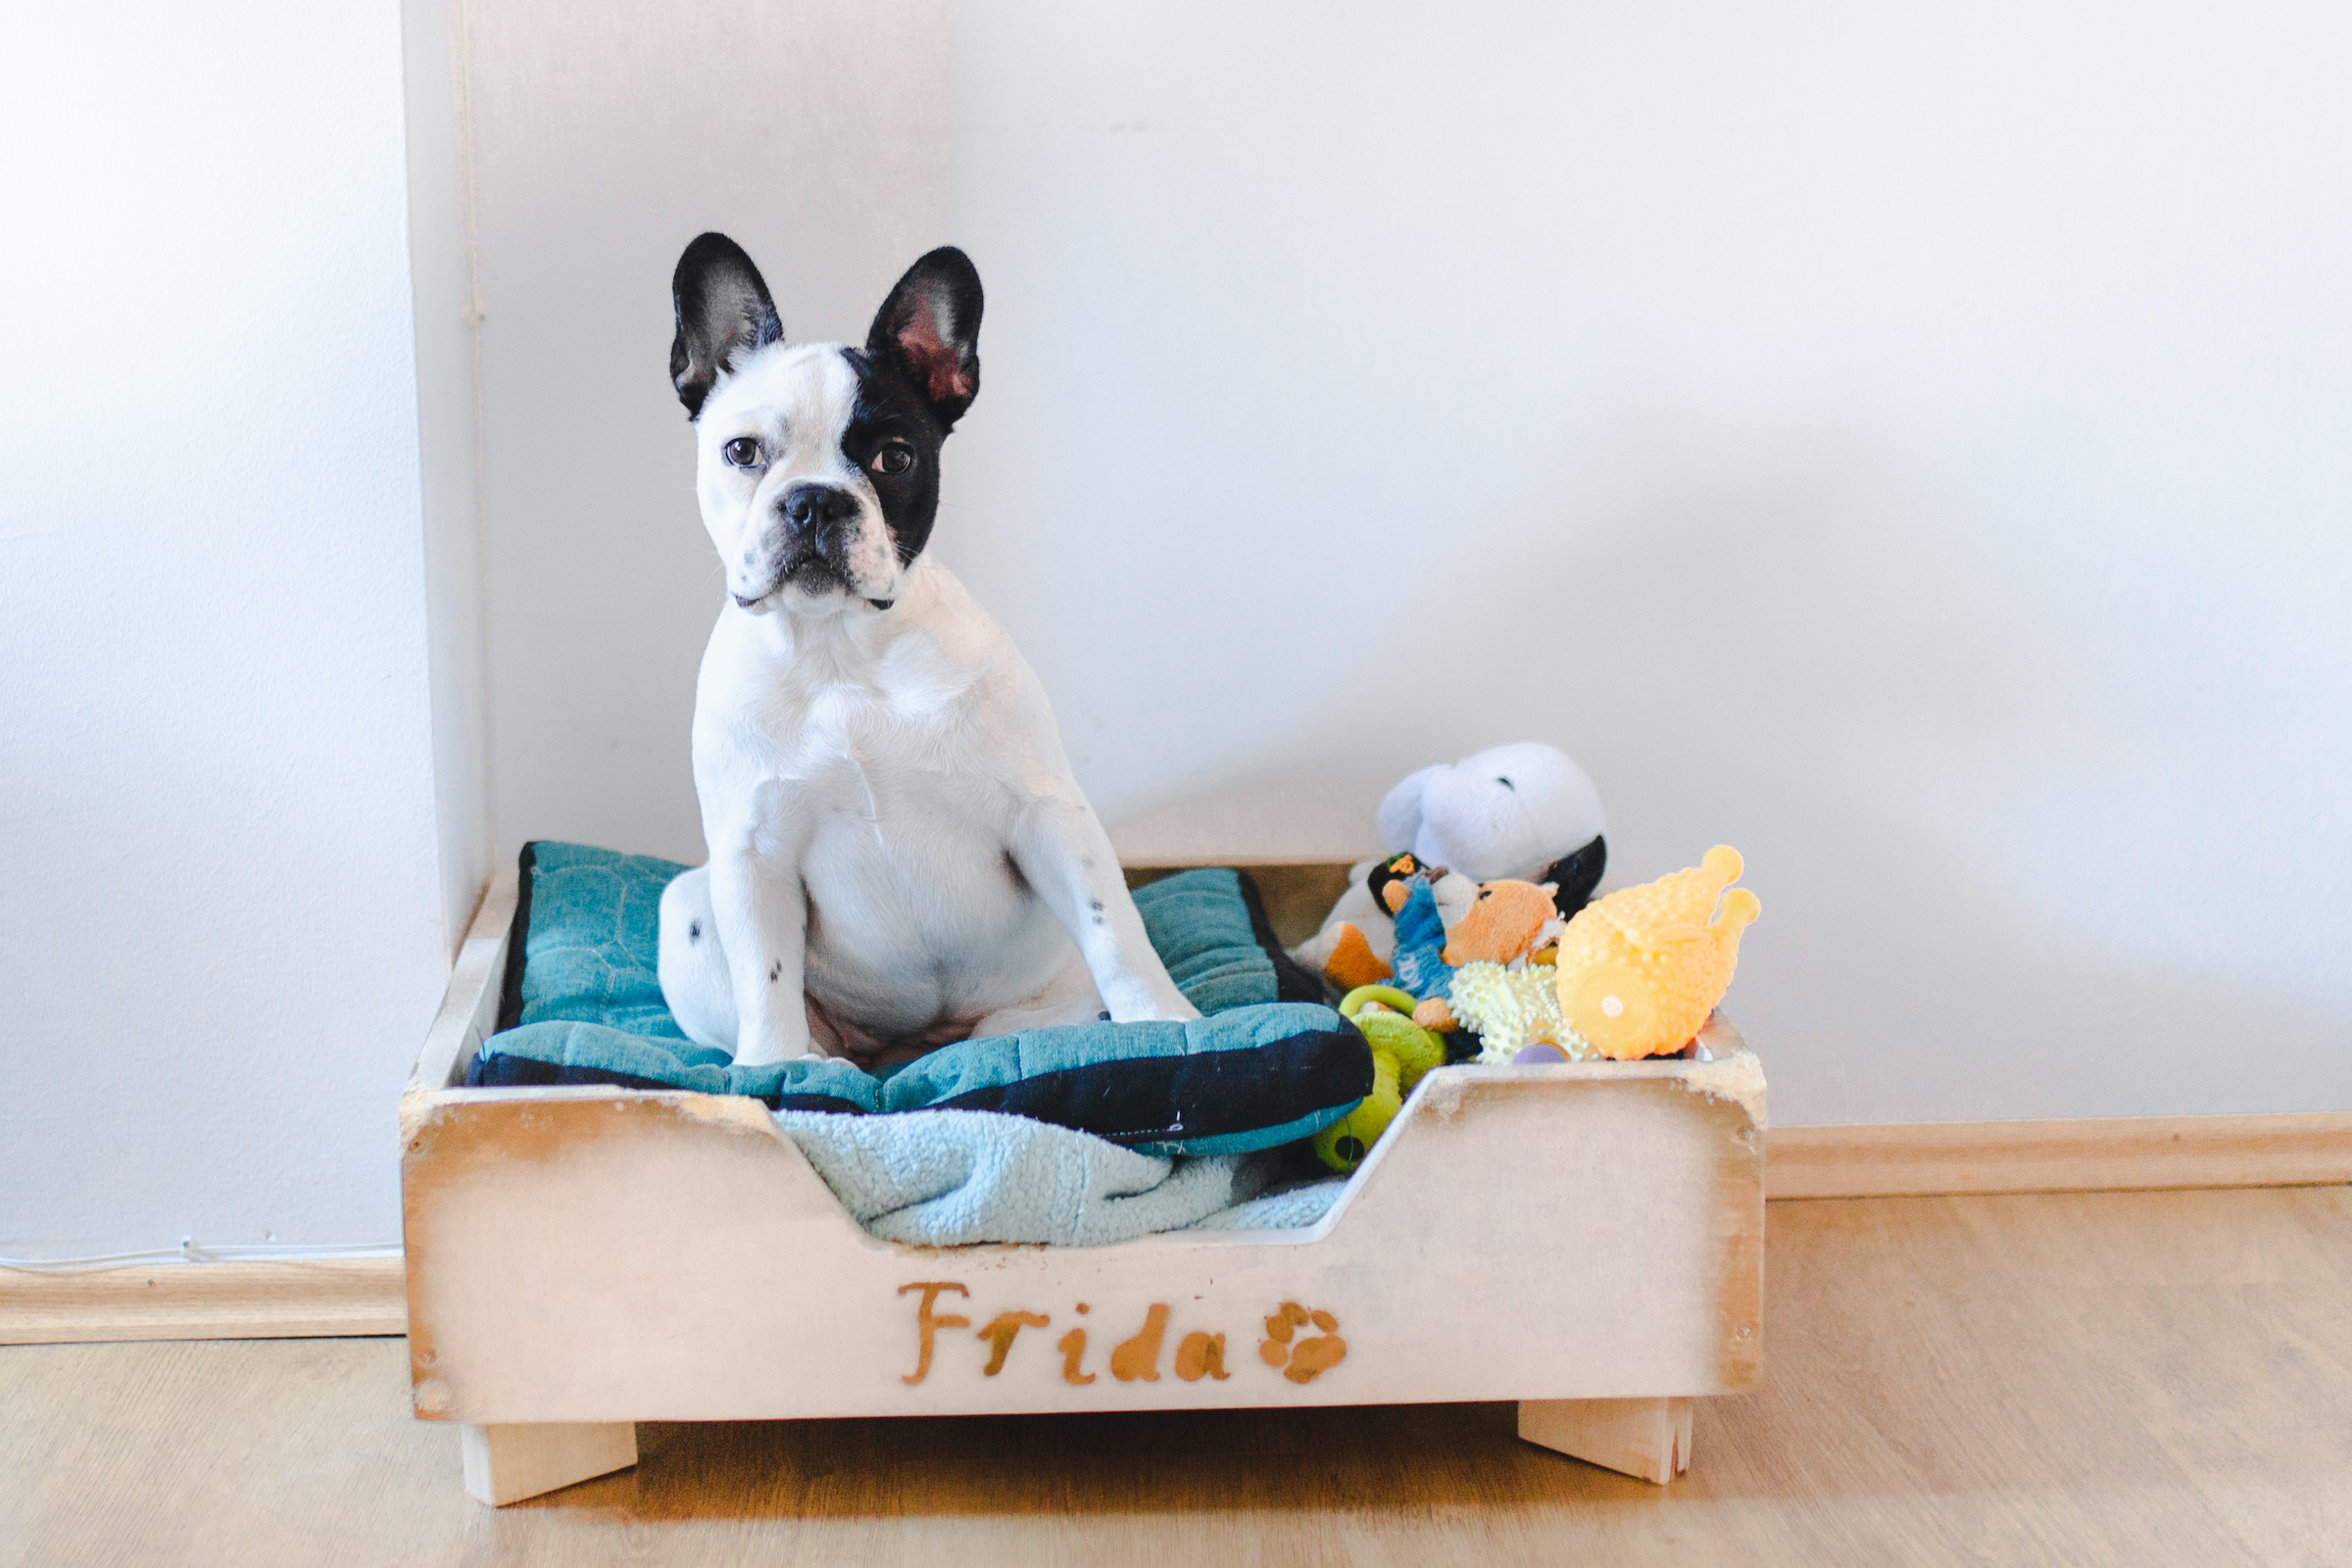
[695,348,907,615]
[671,234,980,619]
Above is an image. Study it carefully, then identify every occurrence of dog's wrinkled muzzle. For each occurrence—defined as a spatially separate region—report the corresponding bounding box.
[784,484,864,581]
[730,480,901,612]
[734,548,844,610]
[732,482,882,609]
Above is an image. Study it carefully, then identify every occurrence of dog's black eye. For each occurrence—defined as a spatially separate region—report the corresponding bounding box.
[722,437,762,468]
[871,444,916,477]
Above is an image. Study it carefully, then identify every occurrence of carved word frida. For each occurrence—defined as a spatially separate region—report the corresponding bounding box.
[897,1283,1348,1388]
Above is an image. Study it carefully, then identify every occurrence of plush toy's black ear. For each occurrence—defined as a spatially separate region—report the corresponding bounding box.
[865,247,982,428]
[1542,835,1608,919]
[670,232,782,418]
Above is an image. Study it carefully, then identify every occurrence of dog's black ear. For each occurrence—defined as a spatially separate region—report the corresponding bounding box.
[670,232,782,419]
[866,247,982,428]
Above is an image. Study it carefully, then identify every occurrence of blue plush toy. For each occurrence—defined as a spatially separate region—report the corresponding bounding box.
[1388,878,1454,1002]
[1386,874,1508,1065]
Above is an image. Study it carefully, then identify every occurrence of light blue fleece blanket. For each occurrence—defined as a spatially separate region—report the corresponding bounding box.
[776,1107,1347,1247]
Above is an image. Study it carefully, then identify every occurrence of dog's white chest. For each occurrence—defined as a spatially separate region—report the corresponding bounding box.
[700,598,999,794]
[688,568,1079,1036]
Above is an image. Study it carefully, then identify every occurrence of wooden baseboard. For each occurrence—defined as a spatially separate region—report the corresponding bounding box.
[5,1114,2344,1346]
[1768,1112,2352,1200]
[0,1259,406,1347]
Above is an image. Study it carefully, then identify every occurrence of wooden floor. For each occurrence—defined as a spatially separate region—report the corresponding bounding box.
[7,1187,2350,1567]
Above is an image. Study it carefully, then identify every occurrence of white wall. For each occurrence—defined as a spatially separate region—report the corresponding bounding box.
[458,0,953,865]
[940,2,2352,1124]
[0,2,2331,1267]
[404,0,495,951]
[0,6,449,1255]
[114,0,2328,1157]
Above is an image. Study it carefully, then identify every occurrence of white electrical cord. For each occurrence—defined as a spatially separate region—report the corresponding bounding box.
[0,1239,402,1271]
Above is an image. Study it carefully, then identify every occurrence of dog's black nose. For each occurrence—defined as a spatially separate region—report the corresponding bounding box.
[781,483,860,528]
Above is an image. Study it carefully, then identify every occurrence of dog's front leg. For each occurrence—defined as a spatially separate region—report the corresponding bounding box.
[707,806,818,1066]
[1010,801,1200,1024]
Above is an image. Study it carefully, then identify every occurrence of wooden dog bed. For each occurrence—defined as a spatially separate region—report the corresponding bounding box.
[402,863,1765,1505]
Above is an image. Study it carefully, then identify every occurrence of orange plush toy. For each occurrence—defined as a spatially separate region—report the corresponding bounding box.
[1442,880,1563,968]
[1406,877,1564,1032]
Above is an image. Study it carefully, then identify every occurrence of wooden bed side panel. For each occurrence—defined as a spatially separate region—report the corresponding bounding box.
[405,866,518,1097]
[402,1060,1763,1425]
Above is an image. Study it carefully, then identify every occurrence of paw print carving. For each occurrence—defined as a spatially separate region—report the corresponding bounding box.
[1258,1300,1348,1384]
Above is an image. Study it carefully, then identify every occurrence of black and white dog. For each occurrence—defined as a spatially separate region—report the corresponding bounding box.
[655,234,1199,1068]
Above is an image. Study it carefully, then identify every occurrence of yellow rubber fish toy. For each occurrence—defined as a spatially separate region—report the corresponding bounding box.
[1552,846,1759,1059]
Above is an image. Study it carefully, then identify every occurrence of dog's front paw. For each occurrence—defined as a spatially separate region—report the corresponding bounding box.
[1104,988,1202,1025]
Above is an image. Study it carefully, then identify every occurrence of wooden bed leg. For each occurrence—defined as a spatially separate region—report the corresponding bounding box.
[460,1421,639,1505]
[1517,1396,1692,1484]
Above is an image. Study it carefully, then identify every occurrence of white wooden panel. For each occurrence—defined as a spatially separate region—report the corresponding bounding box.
[403,1051,1763,1424]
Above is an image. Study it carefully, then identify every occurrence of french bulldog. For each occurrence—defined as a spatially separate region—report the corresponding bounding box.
[655,233,1199,1068]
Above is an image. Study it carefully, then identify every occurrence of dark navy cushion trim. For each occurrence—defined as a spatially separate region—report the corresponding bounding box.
[927,1025,1371,1147]
[493,841,539,1033]
[465,1053,869,1115]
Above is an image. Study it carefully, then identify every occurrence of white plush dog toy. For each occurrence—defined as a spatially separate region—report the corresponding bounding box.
[654,234,1199,1068]
[1293,741,1607,972]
